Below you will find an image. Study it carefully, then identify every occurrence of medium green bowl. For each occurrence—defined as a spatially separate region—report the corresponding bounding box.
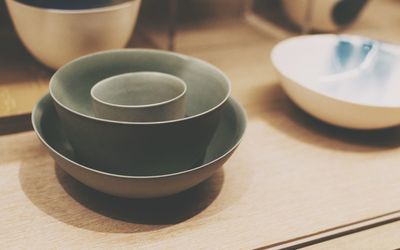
[32,94,246,198]
[49,49,231,176]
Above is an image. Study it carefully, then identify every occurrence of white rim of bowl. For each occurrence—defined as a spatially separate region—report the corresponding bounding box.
[271,34,400,109]
[31,95,247,179]
[9,0,137,14]
[90,72,187,109]
[49,48,232,125]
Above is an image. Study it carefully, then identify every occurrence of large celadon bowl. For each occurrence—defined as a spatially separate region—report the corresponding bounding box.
[6,0,141,69]
[50,49,231,176]
[32,94,246,198]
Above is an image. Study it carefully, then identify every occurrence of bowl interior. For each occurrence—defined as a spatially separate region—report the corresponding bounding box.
[14,0,132,9]
[33,94,246,177]
[272,34,400,107]
[91,72,186,107]
[50,49,230,121]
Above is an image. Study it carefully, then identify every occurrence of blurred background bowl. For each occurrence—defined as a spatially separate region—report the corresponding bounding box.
[5,0,141,69]
[282,0,368,32]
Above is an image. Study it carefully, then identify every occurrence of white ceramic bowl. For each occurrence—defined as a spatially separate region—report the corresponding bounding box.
[6,0,141,69]
[271,34,400,129]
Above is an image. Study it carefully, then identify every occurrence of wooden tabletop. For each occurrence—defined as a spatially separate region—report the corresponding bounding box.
[305,220,400,250]
[1,0,400,249]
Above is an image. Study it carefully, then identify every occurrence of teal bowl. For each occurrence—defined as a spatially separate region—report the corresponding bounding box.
[32,94,246,198]
[49,49,231,176]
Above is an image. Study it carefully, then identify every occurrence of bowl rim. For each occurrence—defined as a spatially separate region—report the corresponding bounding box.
[7,0,138,14]
[49,48,232,125]
[32,94,247,179]
[90,71,187,109]
[271,34,400,110]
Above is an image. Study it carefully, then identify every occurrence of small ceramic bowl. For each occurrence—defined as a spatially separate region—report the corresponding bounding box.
[91,72,187,122]
[271,34,400,129]
[32,94,246,198]
[6,0,141,69]
[50,49,231,176]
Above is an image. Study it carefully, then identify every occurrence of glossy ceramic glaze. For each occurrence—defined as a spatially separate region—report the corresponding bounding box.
[6,0,141,69]
[50,49,231,175]
[271,34,400,129]
[282,0,368,31]
[91,72,187,122]
[32,94,246,198]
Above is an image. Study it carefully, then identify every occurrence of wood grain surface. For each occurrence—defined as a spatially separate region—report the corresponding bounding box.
[305,220,400,250]
[1,0,400,249]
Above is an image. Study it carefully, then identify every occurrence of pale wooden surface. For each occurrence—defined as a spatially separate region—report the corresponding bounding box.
[2,1,400,249]
[305,221,400,250]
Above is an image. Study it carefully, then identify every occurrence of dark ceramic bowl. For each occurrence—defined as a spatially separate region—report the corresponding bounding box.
[49,49,231,176]
[32,94,246,198]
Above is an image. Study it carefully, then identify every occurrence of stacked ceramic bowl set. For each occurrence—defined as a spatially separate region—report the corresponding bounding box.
[6,0,246,198]
[6,0,400,198]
